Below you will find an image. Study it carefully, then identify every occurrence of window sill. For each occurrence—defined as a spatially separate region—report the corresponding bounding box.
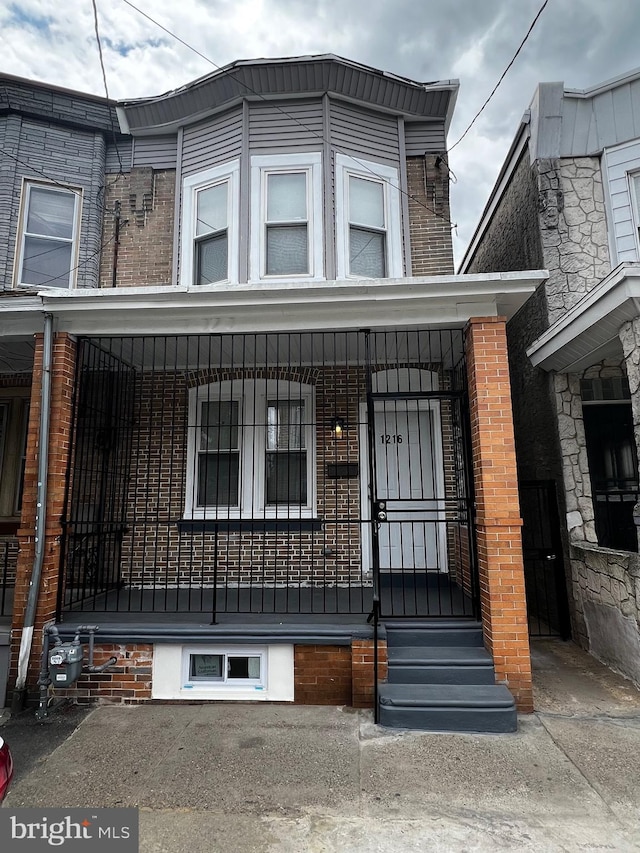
[177,518,323,533]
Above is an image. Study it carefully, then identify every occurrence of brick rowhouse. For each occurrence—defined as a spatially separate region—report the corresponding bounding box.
[10,333,78,700]
[465,317,533,712]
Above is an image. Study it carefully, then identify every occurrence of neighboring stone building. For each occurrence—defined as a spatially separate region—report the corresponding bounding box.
[0,56,545,730]
[461,68,640,685]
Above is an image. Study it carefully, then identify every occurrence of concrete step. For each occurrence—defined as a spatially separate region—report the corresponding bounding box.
[384,620,484,648]
[378,683,517,733]
[386,646,495,685]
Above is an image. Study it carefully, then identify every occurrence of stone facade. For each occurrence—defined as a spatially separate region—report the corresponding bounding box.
[539,158,611,324]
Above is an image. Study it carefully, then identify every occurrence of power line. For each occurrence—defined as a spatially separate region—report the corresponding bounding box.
[119,0,456,230]
[22,234,116,288]
[91,0,125,175]
[449,0,551,151]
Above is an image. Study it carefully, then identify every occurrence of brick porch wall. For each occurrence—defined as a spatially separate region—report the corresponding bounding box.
[10,334,77,698]
[465,317,533,712]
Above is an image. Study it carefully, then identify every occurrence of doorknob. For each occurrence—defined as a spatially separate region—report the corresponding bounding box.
[545,554,557,561]
[377,510,387,521]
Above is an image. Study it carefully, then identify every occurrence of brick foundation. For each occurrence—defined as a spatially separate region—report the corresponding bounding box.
[465,317,533,712]
[351,639,388,708]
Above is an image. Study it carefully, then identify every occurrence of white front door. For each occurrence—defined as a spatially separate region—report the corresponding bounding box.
[373,399,446,572]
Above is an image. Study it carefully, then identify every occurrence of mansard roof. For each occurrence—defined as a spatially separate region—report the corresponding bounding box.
[117,54,459,136]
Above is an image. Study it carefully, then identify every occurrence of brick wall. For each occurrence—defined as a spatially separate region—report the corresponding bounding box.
[406,155,454,276]
[99,168,175,288]
[55,644,153,705]
[465,317,533,712]
[294,645,352,705]
[351,638,388,708]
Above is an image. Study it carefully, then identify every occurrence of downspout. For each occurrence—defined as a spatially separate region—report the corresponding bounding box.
[13,312,54,710]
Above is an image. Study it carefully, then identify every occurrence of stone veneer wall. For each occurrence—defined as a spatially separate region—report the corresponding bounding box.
[570,543,640,685]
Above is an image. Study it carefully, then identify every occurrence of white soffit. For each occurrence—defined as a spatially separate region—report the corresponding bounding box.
[527,263,640,372]
[37,272,546,336]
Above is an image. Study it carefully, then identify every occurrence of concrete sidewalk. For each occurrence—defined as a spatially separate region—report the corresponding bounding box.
[3,639,640,852]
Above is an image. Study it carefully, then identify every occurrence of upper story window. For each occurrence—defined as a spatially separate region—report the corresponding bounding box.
[185,378,315,519]
[16,181,81,288]
[250,153,323,282]
[181,160,239,286]
[335,154,403,280]
[630,171,640,255]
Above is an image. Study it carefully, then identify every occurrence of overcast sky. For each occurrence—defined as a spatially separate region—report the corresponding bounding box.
[1,0,638,266]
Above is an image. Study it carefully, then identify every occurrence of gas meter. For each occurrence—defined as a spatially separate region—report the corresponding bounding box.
[48,643,84,687]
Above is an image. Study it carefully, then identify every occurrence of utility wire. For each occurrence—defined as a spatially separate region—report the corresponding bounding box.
[91,0,125,175]
[119,0,456,230]
[449,0,551,151]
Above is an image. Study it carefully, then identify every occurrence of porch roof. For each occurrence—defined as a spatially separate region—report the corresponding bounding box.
[527,263,640,372]
[3,272,546,337]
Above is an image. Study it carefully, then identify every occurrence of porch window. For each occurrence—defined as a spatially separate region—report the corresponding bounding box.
[0,394,29,518]
[16,182,81,288]
[250,153,323,281]
[180,160,240,286]
[335,153,403,279]
[186,379,315,519]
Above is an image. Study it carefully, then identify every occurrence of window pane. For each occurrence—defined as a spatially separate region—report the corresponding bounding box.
[196,183,227,236]
[200,401,238,450]
[350,227,386,278]
[267,172,306,221]
[190,654,223,679]
[197,452,239,506]
[26,187,75,239]
[349,176,384,228]
[196,232,228,284]
[267,400,305,450]
[228,656,261,679]
[21,236,72,287]
[266,225,308,275]
[266,451,307,504]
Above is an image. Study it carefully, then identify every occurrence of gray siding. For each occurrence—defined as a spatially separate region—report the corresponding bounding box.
[404,121,446,155]
[106,139,132,173]
[248,99,324,154]
[132,135,178,169]
[182,108,243,176]
[561,78,640,155]
[329,100,400,165]
[0,116,106,290]
[0,76,115,133]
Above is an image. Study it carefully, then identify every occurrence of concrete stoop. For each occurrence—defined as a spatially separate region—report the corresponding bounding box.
[378,620,517,733]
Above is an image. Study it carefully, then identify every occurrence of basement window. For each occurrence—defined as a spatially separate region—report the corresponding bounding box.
[182,646,266,690]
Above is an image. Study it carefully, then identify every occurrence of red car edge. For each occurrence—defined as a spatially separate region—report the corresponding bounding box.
[0,736,13,802]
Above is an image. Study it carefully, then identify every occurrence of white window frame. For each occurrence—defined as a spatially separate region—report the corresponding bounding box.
[181,160,240,286]
[185,378,316,519]
[335,153,403,280]
[250,152,324,283]
[181,646,267,692]
[628,170,640,258]
[15,179,82,289]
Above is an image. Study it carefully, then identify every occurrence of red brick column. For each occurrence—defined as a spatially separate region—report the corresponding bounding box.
[465,317,533,712]
[351,639,388,709]
[11,333,77,697]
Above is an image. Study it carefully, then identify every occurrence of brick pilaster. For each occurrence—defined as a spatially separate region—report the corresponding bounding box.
[11,333,78,696]
[465,317,533,712]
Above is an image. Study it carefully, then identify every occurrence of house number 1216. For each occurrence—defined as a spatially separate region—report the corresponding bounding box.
[381,434,403,444]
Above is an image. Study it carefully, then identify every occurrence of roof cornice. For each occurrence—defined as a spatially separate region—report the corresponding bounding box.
[118,55,459,135]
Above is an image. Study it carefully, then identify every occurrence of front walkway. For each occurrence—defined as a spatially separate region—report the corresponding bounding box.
[3,639,640,852]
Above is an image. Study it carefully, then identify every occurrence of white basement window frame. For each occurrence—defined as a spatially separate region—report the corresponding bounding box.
[249,152,324,282]
[184,378,316,520]
[182,646,267,692]
[15,180,82,289]
[180,160,240,286]
[334,153,403,280]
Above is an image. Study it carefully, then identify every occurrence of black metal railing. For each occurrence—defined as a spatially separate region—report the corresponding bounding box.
[59,330,477,620]
[0,540,16,618]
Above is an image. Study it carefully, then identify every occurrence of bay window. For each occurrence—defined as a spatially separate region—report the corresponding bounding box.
[181,160,239,286]
[335,153,403,279]
[250,153,323,281]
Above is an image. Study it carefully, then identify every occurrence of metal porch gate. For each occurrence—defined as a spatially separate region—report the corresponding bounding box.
[520,480,571,638]
[366,381,477,619]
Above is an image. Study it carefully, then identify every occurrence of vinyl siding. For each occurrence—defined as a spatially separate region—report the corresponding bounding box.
[560,78,640,156]
[132,136,178,169]
[603,138,640,263]
[181,108,243,176]
[248,99,324,154]
[404,121,446,155]
[329,100,400,166]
